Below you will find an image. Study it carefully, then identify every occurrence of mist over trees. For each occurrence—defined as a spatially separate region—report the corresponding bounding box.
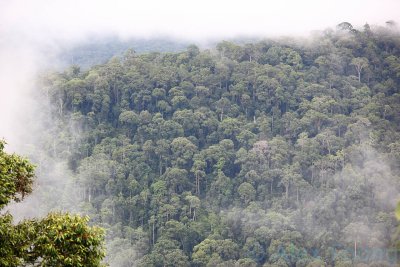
[57,37,191,70]
[32,24,400,266]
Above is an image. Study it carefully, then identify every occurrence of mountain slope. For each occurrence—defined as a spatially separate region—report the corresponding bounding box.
[39,25,400,266]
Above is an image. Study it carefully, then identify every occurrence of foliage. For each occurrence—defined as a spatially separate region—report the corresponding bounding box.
[0,140,35,208]
[0,141,105,266]
[37,23,400,266]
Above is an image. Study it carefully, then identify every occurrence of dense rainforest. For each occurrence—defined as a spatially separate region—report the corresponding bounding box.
[36,23,400,266]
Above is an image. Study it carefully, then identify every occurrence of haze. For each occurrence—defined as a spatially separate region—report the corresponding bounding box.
[1,0,400,43]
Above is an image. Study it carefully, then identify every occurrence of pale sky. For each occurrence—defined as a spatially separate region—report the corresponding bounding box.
[1,0,399,44]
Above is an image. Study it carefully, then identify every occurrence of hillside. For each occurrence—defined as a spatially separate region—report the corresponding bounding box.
[38,24,400,266]
[55,37,190,70]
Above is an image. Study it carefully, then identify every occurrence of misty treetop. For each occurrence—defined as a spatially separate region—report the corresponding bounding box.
[38,24,400,266]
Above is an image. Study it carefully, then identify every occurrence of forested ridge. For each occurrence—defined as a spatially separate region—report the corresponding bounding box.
[58,37,190,70]
[38,24,400,266]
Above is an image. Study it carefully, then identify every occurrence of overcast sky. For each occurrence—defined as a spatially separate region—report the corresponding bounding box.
[1,0,399,44]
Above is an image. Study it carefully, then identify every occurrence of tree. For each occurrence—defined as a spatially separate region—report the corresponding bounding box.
[337,22,354,31]
[140,238,189,267]
[36,29,400,266]
[343,222,370,259]
[238,182,256,205]
[242,237,266,264]
[280,164,302,200]
[185,194,201,221]
[170,137,197,168]
[209,171,233,208]
[162,167,189,194]
[0,141,35,208]
[0,140,105,266]
[20,212,105,267]
[192,238,240,266]
[119,110,139,125]
[191,154,206,195]
[351,57,369,82]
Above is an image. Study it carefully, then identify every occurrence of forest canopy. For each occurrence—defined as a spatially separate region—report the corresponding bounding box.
[35,24,400,266]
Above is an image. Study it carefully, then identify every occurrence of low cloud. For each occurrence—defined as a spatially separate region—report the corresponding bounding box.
[1,0,400,44]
